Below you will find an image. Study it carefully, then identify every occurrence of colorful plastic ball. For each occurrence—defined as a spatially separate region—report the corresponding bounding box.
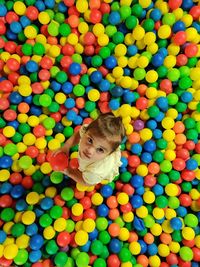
[49,152,68,171]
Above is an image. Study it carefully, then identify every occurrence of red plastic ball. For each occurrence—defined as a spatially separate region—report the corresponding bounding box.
[3,109,17,121]
[57,231,71,247]
[26,6,39,20]
[90,9,102,24]
[0,80,13,93]
[168,0,182,10]
[172,158,186,171]
[4,41,17,53]
[79,196,92,210]
[83,32,96,45]
[192,247,200,262]
[0,195,13,207]
[33,125,46,137]
[0,20,6,35]
[49,152,68,171]
[185,44,198,57]
[179,194,192,207]
[166,253,178,265]
[173,31,187,45]
[9,172,22,185]
[189,6,200,20]
[8,72,20,85]
[83,208,96,220]
[181,170,195,181]
[0,98,9,110]
[128,155,141,168]
[136,97,148,110]
[32,82,44,94]
[21,176,34,189]
[25,146,39,158]
[160,79,172,94]
[122,184,134,196]
[176,54,188,66]
[176,148,190,160]
[62,44,75,56]
[5,11,19,24]
[107,255,120,267]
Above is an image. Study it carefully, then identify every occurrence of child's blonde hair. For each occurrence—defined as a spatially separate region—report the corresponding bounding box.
[86,113,125,152]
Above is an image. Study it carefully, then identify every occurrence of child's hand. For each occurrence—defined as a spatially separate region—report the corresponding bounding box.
[60,169,70,176]
[52,148,69,157]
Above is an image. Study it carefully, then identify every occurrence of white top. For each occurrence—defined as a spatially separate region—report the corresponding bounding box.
[77,125,122,185]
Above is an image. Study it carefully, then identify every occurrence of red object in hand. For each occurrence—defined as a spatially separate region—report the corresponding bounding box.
[49,152,68,171]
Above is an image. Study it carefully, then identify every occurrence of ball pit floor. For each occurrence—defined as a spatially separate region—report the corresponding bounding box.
[0,0,200,267]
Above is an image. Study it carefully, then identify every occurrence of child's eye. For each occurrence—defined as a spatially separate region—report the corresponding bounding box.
[97,148,104,153]
[87,137,93,144]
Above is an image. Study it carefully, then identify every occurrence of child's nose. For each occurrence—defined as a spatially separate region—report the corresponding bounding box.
[87,146,95,155]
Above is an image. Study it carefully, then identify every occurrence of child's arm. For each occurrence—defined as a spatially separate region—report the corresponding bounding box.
[53,130,80,155]
[62,167,92,186]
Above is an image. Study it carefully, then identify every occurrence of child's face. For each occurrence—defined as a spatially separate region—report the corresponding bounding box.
[79,130,113,162]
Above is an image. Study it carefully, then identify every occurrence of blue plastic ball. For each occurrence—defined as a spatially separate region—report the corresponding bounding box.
[109,11,121,25]
[130,195,143,208]
[109,99,120,110]
[0,156,13,168]
[64,98,75,109]
[104,56,117,69]
[90,71,103,83]
[69,62,81,75]
[170,217,183,230]
[26,61,39,73]
[110,86,123,97]
[40,197,54,210]
[109,238,122,253]
[30,234,44,250]
[186,159,198,170]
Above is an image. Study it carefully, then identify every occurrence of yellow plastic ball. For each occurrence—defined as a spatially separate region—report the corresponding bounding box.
[140,128,152,141]
[23,133,36,146]
[117,56,128,68]
[54,218,67,232]
[43,226,56,240]
[164,55,176,68]
[146,70,158,83]
[40,162,52,174]
[13,1,26,15]
[55,133,65,143]
[3,244,18,260]
[136,206,148,218]
[136,164,148,176]
[149,255,161,267]
[164,150,176,161]
[163,129,175,141]
[0,244,4,258]
[182,227,195,241]
[139,0,151,8]
[153,207,165,220]
[22,211,36,225]
[119,104,132,116]
[195,235,200,248]
[119,227,130,241]
[67,33,78,45]
[48,45,61,58]
[114,44,127,57]
[120,76,133,89]
[26,192,40,205]
[45,186,57,198]
[24,26,38,39]
[88,89,100,102]
[27,116,40,127]
[91,193,103,206]
[92,23,105,36]
[82,219,96,233]
[76,0,88,13]
[129,241,141,255]
[162,117,175,129]
[48,139,61,151]
[123,211,134,223]
[144,32,156,45]
[158,25,171,39]
[75,230,88,246]
[38,11,51,24]
[17,114,28,123]
[158,244,170,257]
[16,234,30,249]
[150,223,162,236]
[0,170,10,182]
[97,34,109,46]
[35,137,47,149]
[169,241,180,253]
[72,203,84,216]
[117,192,129,205]
[137,56,149,68]
[112,66,124,78]
[3,126,15,138]
[146,87,157,99]
[132,26,145,41]
[166,108,178,119]
[143,191,155,204]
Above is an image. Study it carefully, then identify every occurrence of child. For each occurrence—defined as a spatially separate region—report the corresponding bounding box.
[53,113,125,186]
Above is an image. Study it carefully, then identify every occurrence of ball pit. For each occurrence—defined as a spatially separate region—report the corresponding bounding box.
[0,0,200,266]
